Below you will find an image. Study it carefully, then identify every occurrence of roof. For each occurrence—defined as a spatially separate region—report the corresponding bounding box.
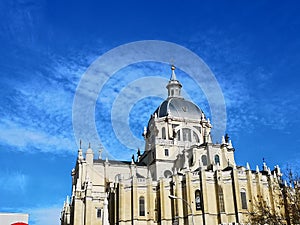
[154,97,203,120]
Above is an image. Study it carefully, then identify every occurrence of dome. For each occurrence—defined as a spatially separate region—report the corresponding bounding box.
[154,97,203,120]
[151,65,204,121]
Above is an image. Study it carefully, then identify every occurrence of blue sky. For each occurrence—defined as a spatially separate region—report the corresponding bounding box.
[0,1,300,224]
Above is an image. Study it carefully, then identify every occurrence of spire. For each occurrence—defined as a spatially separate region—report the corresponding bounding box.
[166,65,182,98]
[246,162,250,170]
[171,64,177,80]
[66,195,69,205]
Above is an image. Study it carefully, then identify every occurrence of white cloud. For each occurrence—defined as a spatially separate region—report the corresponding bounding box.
[27,205,62,225]
[0,119,75,154]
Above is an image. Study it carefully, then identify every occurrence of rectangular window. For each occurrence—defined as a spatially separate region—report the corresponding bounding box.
[162,127,166,139]
[165,149,169,156]
[177,131,181,141]
[218,186,225,212]
[139,197,145,216]
[97,208,101,218]
[241,192,247,209]
[183,128,191,142]
[195,190,202,211]
[219,194,225,212]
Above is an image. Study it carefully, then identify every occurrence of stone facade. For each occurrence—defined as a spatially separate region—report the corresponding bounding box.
[61,66,286,225]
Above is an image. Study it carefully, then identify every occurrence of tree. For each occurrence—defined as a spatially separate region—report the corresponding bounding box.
[283,168,300,225]
[247,168,300,225]
[247,196,285,225]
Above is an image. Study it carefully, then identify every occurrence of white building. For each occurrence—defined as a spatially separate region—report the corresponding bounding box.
[0,213,29,225]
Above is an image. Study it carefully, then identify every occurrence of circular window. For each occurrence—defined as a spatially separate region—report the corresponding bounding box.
[164,170,172,178]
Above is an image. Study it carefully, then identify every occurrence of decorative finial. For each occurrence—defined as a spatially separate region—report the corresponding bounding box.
[88,142,91,149]
[98,144,103,159]
[268,167,271,175]
[246,162,250,170]
[225,133,229,143]
[263,158,267,171]
[221,136,225,144]
[79,139,82,149]
[228,140,233,148]
[170,64,177,80]
[276,165,281,175]
[256,165,259,173]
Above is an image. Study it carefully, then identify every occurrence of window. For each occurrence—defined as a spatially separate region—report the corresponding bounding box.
[193,131,200,142]
[154,198,158,222]
[241,189,247,209]
[164,170,172,178]
[201,155,207,166]
[165,149,169,156]
[215,155,220,165]
[183,128,191,142]
[218,186,225,212]
[139,196,145,216]
[96,208,101,218]
[162,127,166,139]
[195,190,201,210]
[176,130,181,141]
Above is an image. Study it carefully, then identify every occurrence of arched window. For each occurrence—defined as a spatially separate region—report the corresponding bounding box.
[240,189,247,209]
[218,186,225,212]
[162,127,166,139]
[215,155,220,165]
[195,190,201,210]
[201,155,207,166]
[139,196,145,216]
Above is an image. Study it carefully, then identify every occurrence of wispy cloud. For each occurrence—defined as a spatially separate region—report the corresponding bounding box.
[0,170,28,193]
[187,29,300,138]
[0,45,96,154]
[28,205,62,225]
[0,120,74,153]
[3,204,63,225]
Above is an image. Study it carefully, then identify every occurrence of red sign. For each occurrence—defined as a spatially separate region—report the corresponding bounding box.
[11,223,28,225]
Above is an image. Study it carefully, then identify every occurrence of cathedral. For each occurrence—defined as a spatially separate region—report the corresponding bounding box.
[61,66,287,225]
